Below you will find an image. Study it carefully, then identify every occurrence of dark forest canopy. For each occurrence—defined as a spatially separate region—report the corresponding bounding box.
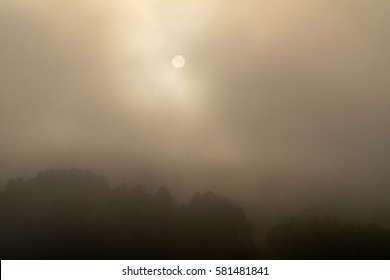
[0,169,389,259]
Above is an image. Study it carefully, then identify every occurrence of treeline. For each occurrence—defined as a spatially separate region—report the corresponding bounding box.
[0,169,389,259]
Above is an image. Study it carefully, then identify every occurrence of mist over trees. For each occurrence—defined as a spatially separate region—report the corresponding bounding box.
[0,169,389,259]
[1,2,390,260]
[0,169,255,259]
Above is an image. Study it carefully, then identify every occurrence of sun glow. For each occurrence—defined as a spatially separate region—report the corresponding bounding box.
[113,1,214,119]
[172,55,186,69]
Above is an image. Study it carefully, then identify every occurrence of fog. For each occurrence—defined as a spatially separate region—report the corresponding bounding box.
[1,0,390,229]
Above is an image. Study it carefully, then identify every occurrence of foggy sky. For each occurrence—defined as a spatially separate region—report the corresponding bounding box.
[1,0,390,225]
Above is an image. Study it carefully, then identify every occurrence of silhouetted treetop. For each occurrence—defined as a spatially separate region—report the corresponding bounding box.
[264,216,390,259]
[0,169,255,259]
[1,169,389,260]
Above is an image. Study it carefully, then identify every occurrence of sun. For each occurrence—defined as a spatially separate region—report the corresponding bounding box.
[171,55,186,69]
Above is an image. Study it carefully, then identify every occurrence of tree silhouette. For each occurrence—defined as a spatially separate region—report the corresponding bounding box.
[177,192,256,259]
[0,169,256,259]
[1,169,390,259]
[264,216,390,259]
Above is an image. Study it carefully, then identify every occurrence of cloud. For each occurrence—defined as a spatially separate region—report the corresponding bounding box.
[1,0,390,225]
